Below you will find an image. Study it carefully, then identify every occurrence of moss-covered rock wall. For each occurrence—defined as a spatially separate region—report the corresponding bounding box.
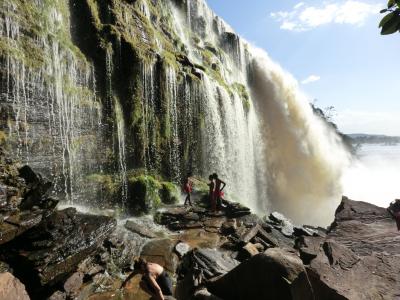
[0,0,261,213]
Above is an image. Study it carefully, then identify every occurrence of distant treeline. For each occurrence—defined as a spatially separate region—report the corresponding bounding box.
[311,104,354,153]
[347,134,400,145]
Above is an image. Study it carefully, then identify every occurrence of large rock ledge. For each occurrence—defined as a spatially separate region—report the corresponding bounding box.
[170,196,400,300]
[5,208,117,288]
[0,153,117,300]
[299,197,400,299]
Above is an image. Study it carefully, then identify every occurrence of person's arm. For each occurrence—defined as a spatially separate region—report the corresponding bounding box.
[144,273,164,300]
[220,180,226,191]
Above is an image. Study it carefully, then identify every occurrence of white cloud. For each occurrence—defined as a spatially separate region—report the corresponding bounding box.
[301,75,321,84]
[271,1,381,31]
[294,2,306,10]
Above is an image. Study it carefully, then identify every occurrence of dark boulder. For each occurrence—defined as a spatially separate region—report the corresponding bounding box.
[223,200,251,218]
[0,196,58,246]
[18,165,53,211]
[305,239,377,299]
[176,248,239,300]
[18,165,40,186]
[3,208,116,295]
[207,248,314,300]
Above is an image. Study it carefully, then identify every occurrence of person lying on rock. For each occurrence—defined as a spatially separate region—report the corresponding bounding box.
[134,258,173,300]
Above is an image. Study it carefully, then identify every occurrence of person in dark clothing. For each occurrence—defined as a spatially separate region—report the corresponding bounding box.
[388,199,400,230]
[212,173,226,210]
[132,258,173,300]
[207,174,216,212]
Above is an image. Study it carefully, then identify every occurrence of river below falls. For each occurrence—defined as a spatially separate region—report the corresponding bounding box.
[342,143,400,208]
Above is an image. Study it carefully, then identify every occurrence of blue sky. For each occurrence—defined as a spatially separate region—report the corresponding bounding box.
[207,0,400,135]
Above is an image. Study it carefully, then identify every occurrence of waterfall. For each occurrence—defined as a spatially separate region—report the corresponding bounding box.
[165,66,181,181]
[0,0,103,204]
[114,99,128,206]
[168,0,350,225]
[248,47,350,225]
[141,62,157,171]
[0,0,351,225]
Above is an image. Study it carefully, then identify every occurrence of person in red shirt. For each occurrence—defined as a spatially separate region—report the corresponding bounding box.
[212,173,226,210]
[183,174,193,206]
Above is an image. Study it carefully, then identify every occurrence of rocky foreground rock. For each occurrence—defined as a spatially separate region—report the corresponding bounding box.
[167,197,400,300]
[0,152,117,299]
[300,197,400,299]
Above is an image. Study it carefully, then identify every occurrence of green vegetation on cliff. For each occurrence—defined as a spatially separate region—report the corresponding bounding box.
[87,170,179,214]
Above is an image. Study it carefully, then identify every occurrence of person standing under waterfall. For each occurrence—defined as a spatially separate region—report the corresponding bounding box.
[212,173,226,210]
[183,174,193,206]
[207,174,216,212]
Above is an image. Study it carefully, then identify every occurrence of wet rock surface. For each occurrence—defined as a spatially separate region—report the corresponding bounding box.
[5,208,116,290]
[300,197,400,300]
[0,153,119,299]
[124,220,158,238]
[329,196,399,256]
[155,198,251,232]
[0,155,59,246]
[140,238,179,273]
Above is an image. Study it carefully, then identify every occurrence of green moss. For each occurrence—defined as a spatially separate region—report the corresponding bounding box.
[162,51,180,70]
[86,0,103,29]
[87,173,121,199]
[0,130,7,146]
[192,36,201,45]
[0,37,46,69]
[128,174,162,213]
[1,0,89,71]
[153,211,163,224]
[207,68,231,93]
[159,182,179,204]
[110,2,158,64]
[201,48,216,66]
[232,83,251,112]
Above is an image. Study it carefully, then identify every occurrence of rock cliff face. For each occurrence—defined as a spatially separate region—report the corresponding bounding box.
[0,0,261,211]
